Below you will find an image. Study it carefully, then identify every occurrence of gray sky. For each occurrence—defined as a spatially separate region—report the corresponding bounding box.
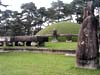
[0,0,73,11]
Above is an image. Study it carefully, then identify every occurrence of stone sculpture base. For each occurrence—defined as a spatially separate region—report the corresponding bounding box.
[52,38,58,42]
[76,58,99,69]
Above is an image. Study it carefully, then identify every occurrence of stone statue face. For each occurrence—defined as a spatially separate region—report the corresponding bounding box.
[87,1,93,8]
[85,0,94,15]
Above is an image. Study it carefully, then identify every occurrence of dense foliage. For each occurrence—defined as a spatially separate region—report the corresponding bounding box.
[0,0,99,36]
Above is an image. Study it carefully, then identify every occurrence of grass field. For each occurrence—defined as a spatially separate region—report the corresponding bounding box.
[45,42,77,50]
[37,22,80,35]
[0,52,100,75]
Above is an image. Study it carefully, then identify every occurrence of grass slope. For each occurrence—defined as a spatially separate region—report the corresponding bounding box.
[0,52,100,75]
[37,22,80,35]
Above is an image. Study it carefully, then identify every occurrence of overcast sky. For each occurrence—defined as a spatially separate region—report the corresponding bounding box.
[0,0,73,11]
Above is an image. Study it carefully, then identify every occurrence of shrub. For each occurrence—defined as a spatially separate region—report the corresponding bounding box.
[72,36,78,42]
[48,36,78,42]
[58,36,66,42]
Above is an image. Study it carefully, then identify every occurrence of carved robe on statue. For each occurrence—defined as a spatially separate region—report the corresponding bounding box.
[76,1,99,69]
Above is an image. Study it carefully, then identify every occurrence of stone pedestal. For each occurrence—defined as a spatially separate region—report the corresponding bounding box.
[76,57,99,69]
[52,39,58,42]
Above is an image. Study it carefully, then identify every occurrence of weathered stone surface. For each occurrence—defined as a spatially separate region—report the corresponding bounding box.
[52,28,58,42]
[76,0,99,69]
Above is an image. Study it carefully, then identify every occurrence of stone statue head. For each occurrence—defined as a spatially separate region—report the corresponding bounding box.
[83,0,94,19]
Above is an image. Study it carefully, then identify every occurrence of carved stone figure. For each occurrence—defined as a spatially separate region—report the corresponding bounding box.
[52,28,58,42]
[76,0,99,69]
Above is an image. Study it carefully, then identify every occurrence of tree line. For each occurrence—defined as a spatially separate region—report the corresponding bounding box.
[0,0,100,36]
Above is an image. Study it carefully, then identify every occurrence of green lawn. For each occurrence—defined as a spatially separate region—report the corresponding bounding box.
[0,52,100,75]
[45,42,77,50]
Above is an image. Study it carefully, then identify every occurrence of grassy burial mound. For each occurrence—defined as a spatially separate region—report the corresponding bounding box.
[37,22,80,36]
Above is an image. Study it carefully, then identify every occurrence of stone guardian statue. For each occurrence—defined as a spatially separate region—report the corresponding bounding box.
[76,0,99,69]
[52,28,58,42]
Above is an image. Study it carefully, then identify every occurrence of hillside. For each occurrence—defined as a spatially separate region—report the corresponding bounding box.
[37,21,80,36]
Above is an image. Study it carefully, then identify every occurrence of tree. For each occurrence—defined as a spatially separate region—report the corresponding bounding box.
[21,2,38,35]
[37,7,47,28]
[10,11,25,36]
[38,7,47,21]
[46,8,57,24]
[51,0,64,22]
[71,0,100,23]
[0,10,13,36]
[62,4,74,21]
[70,0,84,23]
